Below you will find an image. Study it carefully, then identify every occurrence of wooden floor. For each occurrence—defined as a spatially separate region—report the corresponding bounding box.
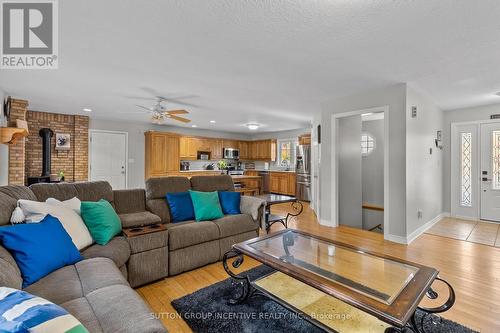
[426,216,500,247]
[138,203,500,333]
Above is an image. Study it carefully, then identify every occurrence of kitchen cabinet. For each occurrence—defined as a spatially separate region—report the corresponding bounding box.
[222,139,238,149]
[248,139,276,161]
[242,170,260,189]
[210,139,223,159]
[269,171,296,196]
[298,133,311,145]
[145,131,180,179]
[239,141,249,160]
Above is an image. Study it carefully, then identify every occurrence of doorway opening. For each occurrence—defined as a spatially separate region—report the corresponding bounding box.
[332,106,388,236]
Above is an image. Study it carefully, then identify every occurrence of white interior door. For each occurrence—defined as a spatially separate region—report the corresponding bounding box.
[451,124,479,219]
[480,123,500,222]
[90,131,127,190]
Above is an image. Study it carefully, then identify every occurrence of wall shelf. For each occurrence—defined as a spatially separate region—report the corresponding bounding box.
[0,127,29,145]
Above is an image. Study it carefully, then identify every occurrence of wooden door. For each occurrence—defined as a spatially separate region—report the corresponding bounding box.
[249,141,257,159]
[270,173,280,193]
[222,139,238,149]
[165,135,180,172]
[239,141,249,160]
[145,132,180,179]
[278,174,289,194]
[211,139,223,159]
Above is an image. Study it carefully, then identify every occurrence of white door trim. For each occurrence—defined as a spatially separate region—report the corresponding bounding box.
[330,105,390,240]
[89,129,129,189]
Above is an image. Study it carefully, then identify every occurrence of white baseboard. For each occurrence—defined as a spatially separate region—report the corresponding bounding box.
[385,212,447,245]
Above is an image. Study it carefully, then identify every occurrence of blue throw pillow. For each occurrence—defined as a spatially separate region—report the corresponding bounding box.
[166,192,195,222]
[0,215,83,288]
[218,191,241,215]
[0,287,89,333]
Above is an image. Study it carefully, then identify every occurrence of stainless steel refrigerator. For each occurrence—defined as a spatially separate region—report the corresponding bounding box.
[296,145,311,201]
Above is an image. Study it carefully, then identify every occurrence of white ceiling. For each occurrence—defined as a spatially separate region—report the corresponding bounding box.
[2,0,500,132]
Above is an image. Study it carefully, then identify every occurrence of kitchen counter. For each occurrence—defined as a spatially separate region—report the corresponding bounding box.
[179,170,222,173]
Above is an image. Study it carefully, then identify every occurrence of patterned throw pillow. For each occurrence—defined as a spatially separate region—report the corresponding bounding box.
[0,287,89,333]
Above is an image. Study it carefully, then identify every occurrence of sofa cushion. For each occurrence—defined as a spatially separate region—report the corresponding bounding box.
[74,182,114,203]
[85,284,165,333]
[213,214,259,238]
[167,220,219,251]
[30,182,79,202]
[190,175,234,192]
[0,186,37,226]
[61,297,103,333]
[81,236,130,268]
[119,211,161,228]
[24,258,128,306]
[30,181,114,204]
[24,265,83,305]
[0,245,22,289]
[145,177,192,223]
[113,189,146,214]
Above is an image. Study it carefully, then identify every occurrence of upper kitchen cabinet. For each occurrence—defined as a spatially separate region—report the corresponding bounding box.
[298,133,311,145]
[238,141,249,160]
[145,131,180,179]
[222,139,239,149]
[249,139,277,161]
[210,139,223,159]
[179,136,198,160]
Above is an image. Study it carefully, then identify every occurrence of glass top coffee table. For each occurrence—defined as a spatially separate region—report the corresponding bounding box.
[223,230,455,332]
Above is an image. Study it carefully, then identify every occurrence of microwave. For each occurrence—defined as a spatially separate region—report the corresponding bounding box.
[223,148,239,159]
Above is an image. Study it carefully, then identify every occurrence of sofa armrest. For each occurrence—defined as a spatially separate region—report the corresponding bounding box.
[240,196,266,228]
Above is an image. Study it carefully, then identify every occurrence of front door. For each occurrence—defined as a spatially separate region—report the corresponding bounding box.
[89,131,127,190]
[480,123,500,222]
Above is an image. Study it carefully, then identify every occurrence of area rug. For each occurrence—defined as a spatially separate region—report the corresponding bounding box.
[171,265,477,333]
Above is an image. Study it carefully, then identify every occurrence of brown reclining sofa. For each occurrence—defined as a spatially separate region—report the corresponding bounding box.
[0,175,265,333]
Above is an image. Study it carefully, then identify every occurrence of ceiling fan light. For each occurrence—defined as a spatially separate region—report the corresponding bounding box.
[246,123,260,130]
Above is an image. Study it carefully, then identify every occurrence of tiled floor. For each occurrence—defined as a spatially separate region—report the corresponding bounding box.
[426,217,500,247]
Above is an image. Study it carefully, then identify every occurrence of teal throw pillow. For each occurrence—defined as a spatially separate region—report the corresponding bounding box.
[80,199,122,245]
[189,190,224,221]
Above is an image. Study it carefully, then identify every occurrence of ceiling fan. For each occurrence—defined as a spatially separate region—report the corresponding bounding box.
[135,99,191,124]
[125,87,198,124]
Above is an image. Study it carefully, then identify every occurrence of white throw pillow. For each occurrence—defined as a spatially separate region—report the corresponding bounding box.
[46,197,82,215]
[17,199,93,250]
[10,207,26,224]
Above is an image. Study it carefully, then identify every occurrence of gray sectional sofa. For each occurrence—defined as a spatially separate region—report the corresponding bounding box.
[0,175,265,333]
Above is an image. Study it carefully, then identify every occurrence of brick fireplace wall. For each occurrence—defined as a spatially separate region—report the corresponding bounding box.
[7,99,28,185]
[25,111,89,184]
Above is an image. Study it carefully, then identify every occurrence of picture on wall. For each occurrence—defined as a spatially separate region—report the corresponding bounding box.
[55,133,71,150]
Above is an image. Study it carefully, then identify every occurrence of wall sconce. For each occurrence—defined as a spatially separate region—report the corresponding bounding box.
[435,130,443,150]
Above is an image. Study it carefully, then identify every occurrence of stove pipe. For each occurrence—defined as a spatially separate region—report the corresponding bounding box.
[39,128,54,177]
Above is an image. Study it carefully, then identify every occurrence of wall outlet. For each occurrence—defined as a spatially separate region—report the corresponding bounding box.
[417,209,423,219]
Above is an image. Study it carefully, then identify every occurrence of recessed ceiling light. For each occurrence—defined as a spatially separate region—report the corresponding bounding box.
[246,123,260,130]
[82,108,92,112]
[191,124,197,128]
[209,120,216,123]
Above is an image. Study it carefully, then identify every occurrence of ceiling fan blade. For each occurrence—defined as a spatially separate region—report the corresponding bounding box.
[157,97,200,108]
[135,104,154,111]
[168,115,191,123]
[166,109,188,115]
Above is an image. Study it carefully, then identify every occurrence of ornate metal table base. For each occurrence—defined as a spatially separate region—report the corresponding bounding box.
[265,200,303,233]
[222,250,263,304]
[385,277,456,333]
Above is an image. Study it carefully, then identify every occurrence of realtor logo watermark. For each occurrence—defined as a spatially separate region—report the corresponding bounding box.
[1,0,58,69]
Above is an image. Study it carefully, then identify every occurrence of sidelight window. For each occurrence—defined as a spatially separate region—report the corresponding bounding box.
[460,132,472,207]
